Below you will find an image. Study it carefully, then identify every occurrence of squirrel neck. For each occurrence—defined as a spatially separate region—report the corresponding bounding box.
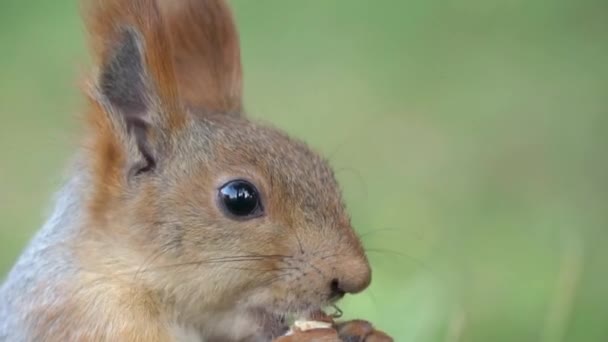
[42,157,90,238]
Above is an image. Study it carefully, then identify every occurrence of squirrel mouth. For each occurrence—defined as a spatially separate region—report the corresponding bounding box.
[252,305,341,339]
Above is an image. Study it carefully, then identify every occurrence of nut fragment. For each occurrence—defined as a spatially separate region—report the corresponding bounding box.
[291,319,333,332]
[274,328,339,342]
[281,310,336,337]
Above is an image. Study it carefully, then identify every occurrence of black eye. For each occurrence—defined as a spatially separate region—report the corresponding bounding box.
[218,180,263,219]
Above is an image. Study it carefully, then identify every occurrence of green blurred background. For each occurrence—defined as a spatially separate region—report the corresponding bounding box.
[1,0,607,341]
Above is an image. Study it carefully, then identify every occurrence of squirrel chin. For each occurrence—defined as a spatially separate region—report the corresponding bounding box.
[249,308,289,339]
[246,306,328,340]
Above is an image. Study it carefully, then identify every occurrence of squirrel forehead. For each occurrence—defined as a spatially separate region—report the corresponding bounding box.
[177,117,348,222]
[216,119,338,187]
[182,116,335,180]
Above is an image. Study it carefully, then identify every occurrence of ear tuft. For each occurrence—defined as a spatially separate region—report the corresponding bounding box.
[83,0,185,186]
[84,0,182,124]
[160,0,243,115]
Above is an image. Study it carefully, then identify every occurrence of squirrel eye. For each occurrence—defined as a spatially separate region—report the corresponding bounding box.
[218,180,263,219]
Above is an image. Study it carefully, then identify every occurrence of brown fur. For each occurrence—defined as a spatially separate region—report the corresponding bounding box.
[84,0,182,117]
[0,0,390,341]
[159,0,243,113]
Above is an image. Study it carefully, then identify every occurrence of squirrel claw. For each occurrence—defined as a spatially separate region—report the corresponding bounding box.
[336,320,394,342]
[272,320,393,342]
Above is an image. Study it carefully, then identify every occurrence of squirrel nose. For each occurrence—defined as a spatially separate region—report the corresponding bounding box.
[330,259,372,296]
[329,279,346,300]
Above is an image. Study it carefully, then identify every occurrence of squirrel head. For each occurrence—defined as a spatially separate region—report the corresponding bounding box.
[81,0,370,336]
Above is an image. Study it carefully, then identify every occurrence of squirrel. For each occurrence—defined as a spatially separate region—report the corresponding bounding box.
[0,0,393,341]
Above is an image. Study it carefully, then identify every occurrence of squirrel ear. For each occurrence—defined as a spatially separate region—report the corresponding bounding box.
[99,28,148,122]
[160,0,243,115]
[85,0,184,177]
[96,28,157,175]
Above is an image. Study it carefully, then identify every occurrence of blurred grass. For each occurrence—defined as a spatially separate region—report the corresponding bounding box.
[1,0,607,341]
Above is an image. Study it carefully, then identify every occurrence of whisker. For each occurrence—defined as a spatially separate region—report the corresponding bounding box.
[294,228,305,254]
[334,166,369,199]
[133,243,174,281]
[240,252,294,259]
[308,263,328,278]
[318,251,341,260]
[225,266,299,272]
[365,287,379,309]
[119,254,291,276]
[358,227,405,239]
[285,221,304,254]
[364,247,425,267]
[256,274,290,288]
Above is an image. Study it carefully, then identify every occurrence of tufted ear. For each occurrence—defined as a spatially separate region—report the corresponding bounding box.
[99,28,149,128]
[159,0,243,115]
[84,0,184,178]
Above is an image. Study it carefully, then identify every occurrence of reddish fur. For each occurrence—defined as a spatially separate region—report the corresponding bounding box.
[2,0,392,340]
[32,289,170,341]
[83,0,181,117]
[82,0,185,223]
[84,100,125,223]
[160,0,243,113]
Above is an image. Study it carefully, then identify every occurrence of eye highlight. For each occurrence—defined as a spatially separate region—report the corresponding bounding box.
[218,180,263,219]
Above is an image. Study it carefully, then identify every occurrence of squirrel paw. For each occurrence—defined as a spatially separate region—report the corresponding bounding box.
[272,318,393,342]
[335,320,394,342]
